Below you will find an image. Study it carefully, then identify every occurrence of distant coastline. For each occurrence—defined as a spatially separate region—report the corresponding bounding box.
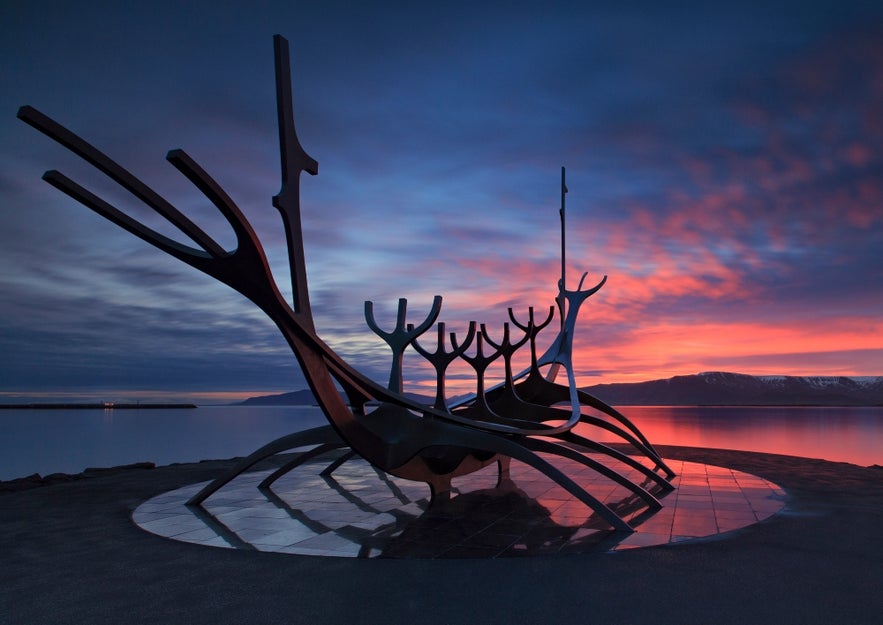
[235,372,883,407]
[0,403,198,410]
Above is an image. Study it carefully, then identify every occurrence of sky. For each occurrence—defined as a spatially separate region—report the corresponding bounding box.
[1,1,881,403]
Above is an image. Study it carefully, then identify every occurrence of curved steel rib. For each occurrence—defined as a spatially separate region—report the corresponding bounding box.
[258,442,347,490]
[188,425,341,505]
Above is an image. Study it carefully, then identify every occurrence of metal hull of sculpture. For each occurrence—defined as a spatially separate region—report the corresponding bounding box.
[19,36,674,532]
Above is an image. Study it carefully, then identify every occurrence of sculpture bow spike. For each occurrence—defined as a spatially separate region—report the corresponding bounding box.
[272,35,320,331]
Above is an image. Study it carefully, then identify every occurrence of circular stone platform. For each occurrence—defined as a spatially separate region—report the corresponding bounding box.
[133,453,786,558]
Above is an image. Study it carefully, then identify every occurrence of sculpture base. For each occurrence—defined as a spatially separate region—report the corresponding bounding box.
[134,451,785,558]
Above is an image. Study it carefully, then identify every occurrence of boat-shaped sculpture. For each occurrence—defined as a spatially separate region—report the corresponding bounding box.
[19,35,674,532]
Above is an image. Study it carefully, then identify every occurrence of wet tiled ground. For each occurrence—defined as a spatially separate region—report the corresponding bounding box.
[133,453,786,558]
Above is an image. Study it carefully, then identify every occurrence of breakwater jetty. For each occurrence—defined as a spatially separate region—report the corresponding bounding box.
[0,403,197,410]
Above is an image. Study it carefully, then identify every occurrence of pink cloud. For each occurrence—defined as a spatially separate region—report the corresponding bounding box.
[567,315,883,385]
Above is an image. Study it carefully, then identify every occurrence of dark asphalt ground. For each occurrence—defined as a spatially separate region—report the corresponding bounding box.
[2,446,882,625]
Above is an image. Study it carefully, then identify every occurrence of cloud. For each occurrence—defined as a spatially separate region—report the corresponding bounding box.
[2,2,882,401]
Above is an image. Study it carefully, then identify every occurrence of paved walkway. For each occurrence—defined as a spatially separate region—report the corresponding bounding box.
[1,445,882,624]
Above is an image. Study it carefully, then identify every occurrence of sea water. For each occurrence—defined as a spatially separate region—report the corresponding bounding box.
[1,405,881,481]
[0,405,326,481]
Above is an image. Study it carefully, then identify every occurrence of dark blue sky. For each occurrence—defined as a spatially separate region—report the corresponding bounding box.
[1,1,881,402]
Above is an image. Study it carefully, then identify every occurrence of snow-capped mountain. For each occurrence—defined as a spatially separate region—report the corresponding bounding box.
[584,372,883,406]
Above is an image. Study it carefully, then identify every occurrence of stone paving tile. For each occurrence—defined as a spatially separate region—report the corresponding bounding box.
[250,527,318,546]
[174,527,229,542]
[615,531,673,549]
[132,454,786,558]
[193,536,236,548]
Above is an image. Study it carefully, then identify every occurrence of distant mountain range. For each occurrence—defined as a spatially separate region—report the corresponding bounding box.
[239,389,318,406]
[239,372,883,407]
[585,372,883,406]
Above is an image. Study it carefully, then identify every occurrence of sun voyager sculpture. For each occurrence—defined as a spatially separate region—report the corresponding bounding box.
[19,36,675,533]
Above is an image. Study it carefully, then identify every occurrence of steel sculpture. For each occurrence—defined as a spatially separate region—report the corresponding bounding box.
[18,35,674,532]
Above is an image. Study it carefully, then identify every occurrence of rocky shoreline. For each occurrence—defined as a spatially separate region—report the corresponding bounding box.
[0,461,158,493]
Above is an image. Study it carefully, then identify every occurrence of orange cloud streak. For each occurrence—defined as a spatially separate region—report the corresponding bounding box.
[571,316,883,384]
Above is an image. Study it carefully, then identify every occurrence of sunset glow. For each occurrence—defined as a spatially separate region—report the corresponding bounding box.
[1,3,881,401]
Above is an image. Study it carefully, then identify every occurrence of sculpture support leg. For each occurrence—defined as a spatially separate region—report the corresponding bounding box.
[523,438,662,510]
[258,442,347,490]
[496,455,511,485]
[426,474,453,505]
[320,449,358,477]
[187,425,342,506]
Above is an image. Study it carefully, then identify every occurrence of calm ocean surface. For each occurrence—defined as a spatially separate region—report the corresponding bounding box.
[1,405,881,481]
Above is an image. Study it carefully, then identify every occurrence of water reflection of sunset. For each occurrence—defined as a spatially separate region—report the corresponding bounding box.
[599,406,883,467]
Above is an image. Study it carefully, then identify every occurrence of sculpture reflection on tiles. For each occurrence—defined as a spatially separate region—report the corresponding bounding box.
[19,35,674,532]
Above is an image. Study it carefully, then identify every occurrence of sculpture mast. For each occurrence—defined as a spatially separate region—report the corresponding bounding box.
[545,166,568,383]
